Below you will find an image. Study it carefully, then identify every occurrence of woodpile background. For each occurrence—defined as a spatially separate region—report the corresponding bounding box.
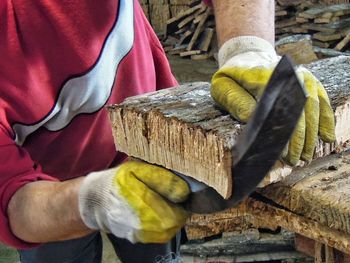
[139,0,350,61]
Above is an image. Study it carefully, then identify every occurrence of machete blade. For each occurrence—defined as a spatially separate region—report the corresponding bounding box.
[183,55,307,214]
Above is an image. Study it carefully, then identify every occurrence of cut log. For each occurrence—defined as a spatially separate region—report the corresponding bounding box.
[107,56,350,199]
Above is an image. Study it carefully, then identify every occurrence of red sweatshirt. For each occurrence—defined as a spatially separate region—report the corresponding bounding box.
[0,0,177,249]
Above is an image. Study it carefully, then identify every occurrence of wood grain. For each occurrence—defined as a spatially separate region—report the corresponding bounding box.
[107,56,350,198]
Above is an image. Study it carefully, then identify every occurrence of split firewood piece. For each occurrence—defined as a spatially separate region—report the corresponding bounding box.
[298,4,350,20]
[179,50,201,57]
[276,34,318,64]
[335,32,350,50]
[302,17,350,33]
[177,4,207,29]
[186,8,211,51]
[197,28,214,52]
[277,0,303,7]
[107,56,350,199]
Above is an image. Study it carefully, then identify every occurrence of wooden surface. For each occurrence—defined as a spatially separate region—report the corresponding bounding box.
[187,194,350,254]
[186,151,350,255]
[259,151,350,235]
[180,229,312,263]
[108,56,350,198]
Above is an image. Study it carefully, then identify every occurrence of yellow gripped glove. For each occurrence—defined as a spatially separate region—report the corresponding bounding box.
[211,36,335,166]
[78,161,190,244]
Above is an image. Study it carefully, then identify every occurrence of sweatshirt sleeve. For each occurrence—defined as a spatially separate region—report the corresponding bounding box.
[0,125,59,249]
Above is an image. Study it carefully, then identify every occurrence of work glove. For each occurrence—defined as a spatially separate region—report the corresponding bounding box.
[211,36,335,166]
[78,161,190,244]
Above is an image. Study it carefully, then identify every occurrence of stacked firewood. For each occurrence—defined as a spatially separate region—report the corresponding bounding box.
[160,0,350,60]
[161,1,216,60]
[276,1,350,52]
[275,0,319,39]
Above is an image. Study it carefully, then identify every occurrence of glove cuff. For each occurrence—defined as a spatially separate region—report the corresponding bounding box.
[218,36,277,67]
[78,169,117,230]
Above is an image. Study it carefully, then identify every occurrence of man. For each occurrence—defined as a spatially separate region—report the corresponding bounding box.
[0,0,335,262]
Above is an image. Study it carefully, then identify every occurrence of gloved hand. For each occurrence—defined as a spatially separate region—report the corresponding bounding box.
[211,36,335,166]
[78,161,190,244]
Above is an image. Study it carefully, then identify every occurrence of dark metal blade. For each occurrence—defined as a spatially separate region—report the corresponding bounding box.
[183,56,307,214]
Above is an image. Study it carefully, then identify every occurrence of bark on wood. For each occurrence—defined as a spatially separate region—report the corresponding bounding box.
[185,205,277,240]
[258,151,350,235]
[107,56,350,199]
[187,196,350,254]
[276,34,318,64]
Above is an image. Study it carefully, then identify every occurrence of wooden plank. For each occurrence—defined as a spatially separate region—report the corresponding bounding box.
[243,197,350,255]
[326,246,336,263]
[277,0,303,7]
[335,32,350,50]
[177,4,206,29]
[315,242,324,263]
[165,3,202,36]
[179,50,201,57]
[298,4,350,19]
[191,53,212,60]
[276,10,288,17]
[313,31,344,42]
[186,8,210,51]
[312,40,336,48]
[167,44,187,55]
[197,28,214,52]
[107,57,350,199]
[322,0,350,4]
[177,29,194,46]
[314,16,341,23]
[295,235,350,263]
[313,46,350,57]
[301,17,350,33]
[275,18,299,29]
